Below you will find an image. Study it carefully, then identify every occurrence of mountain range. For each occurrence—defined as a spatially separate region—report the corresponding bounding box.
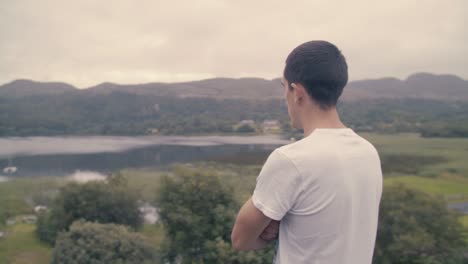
[1,73,467,101]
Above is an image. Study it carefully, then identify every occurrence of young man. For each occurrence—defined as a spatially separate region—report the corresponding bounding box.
[231,40,383,264]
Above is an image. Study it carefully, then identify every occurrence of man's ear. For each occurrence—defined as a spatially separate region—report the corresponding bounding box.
[291,83,306,103]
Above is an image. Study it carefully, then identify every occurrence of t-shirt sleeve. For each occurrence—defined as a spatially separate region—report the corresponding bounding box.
[252,149,302,221]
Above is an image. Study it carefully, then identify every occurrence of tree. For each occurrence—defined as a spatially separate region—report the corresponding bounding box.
[374,184,467,264]
[37,177,142,245]
[236,124,255,133]
[51,221,157,264]
[0,208,6,227]
[156,167,274,263]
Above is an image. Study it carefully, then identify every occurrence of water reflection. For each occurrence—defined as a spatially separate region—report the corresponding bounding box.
[0,135,288,158]
[0,141,284,178]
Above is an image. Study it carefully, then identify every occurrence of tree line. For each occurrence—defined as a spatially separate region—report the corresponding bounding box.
[1,93,468,137]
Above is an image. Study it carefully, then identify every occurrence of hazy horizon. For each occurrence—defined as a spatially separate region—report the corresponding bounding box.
[2,71,467,90]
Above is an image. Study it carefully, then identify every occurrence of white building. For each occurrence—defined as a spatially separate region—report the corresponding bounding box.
[262,120,281,133]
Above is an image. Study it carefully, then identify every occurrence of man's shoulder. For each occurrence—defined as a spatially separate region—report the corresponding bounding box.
[274,130,380,164]
[274,134,327,160]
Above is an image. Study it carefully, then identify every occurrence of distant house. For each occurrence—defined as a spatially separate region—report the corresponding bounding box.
[262,120,280,133]
[6,219,15,226]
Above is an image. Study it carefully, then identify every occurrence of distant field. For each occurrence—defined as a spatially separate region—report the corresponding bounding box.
[384,176,468,202]
[361,133,468,178]
[462,216,468,227]
[0,217,51,264]
[0,177,65,220]
[361,133,468,202]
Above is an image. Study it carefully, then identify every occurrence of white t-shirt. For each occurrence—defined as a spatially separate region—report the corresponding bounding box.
[252,128,382,264]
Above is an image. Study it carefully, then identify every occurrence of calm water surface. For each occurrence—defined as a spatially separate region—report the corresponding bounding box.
[0,135,290,178]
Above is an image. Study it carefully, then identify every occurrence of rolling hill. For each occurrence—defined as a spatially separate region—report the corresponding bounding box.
[1,73,467,101]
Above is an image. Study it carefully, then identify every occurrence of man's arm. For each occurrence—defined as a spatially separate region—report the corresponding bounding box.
[231,198,275,250]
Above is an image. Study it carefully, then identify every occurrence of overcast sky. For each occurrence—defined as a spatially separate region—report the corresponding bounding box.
[1,0,467,88]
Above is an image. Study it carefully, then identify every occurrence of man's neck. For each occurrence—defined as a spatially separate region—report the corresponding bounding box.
[300,107,346,137]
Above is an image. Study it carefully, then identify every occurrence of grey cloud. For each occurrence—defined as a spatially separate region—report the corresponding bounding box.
[0,0,467,88]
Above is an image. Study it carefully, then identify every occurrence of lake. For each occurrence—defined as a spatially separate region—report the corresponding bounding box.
[0,135,289,179]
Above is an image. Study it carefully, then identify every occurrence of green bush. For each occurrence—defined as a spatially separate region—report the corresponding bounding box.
[236,124,255,133]
[156,167,274,263]
[36,178,142,245]
[374,184,467,264]
[51,221,157,264]
[0,209,5,227]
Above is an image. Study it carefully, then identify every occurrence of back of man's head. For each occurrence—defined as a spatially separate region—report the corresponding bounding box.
[283,40,348,110]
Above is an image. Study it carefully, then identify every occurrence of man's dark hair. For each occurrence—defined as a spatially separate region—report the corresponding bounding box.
[283,40,348,109]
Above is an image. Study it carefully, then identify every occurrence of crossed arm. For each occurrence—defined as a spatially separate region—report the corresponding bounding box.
[231,197,280,250]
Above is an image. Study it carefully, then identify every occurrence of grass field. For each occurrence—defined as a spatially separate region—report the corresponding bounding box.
[361,133,468,178]
[384,176,468,201]
[0,133,467,261]
[360,133,468,203]
[461,216,468,226]
[0,217,52,264]
[0,177,65,218]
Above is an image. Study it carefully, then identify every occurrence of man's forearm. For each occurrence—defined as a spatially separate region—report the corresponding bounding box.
[231,198,275,251]
[249,237,270,250]
[234,236,270,251]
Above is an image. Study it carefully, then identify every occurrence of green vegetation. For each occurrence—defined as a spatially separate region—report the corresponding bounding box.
[51,221,157,264]
[236,124,256,133]
[156,167,274,263]
[120,163,262,206]
[37,176,142,245]
[461,216,468,228]
[0,179,62,263]
[384,176,468,202]
[2,93,468,137]
[340,99,468,137]
[157,168,236,263]
[140,224,165,249]
[0,217,52,264]
[380,154,447,175]
[362,133,468,179]
[0,177,63,229]
[374,184,467,264]
[1,133,468,262]
[118,169,165,202]
[421,121,468,138]
[0,94,288,136]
